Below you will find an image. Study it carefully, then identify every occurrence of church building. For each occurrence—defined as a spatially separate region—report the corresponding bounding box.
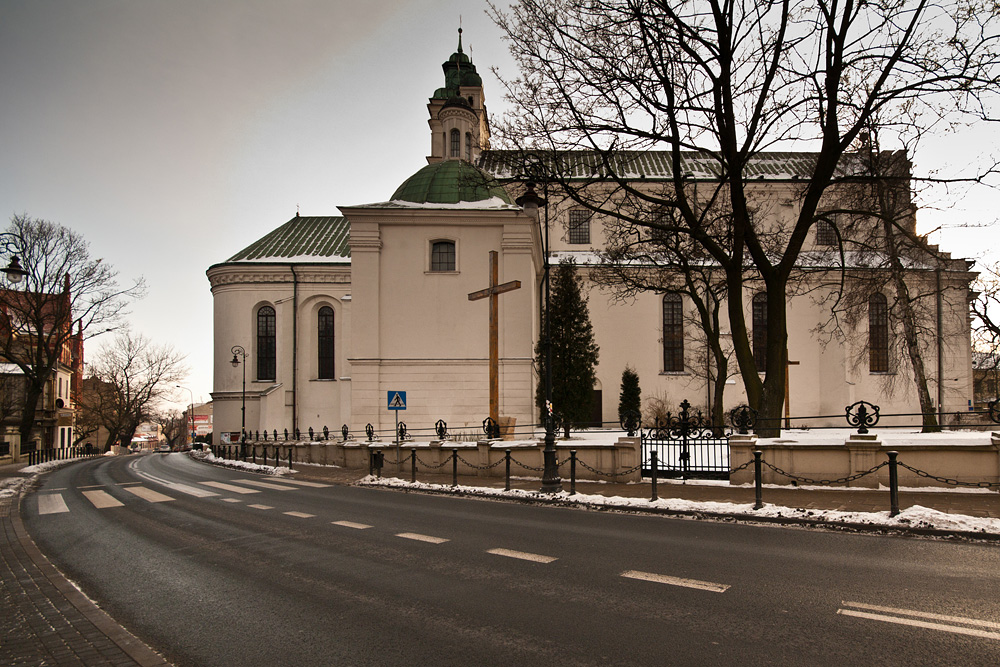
[208,32,976,442]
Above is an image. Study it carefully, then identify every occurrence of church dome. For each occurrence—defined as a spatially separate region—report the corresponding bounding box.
[391,160,513,205]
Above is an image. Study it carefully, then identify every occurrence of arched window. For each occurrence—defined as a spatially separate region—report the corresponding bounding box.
[663,294,684,372]
[465,132,473,161]
[752,293,767,372]
[318,306,335,379]
[431,240,456,272]
[450,129,461,158]
[257,306,276,381]
[869,293,889,372]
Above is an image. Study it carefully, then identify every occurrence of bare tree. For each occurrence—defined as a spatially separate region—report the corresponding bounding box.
[489,0,1000,434]
[85,330,187,450]
[972,262,1000,405]
[154,409,188,449]
[0,214,144,452]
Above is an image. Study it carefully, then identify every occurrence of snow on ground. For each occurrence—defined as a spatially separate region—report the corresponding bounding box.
[360,476,1000,536]
[190,449,294,476]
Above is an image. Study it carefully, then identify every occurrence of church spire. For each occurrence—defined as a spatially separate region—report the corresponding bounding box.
[426,26,491,164]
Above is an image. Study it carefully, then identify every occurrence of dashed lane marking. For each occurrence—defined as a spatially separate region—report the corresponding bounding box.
[199,481,260,494]
[248,504,274,510]
[37,494,69,515]
[620,570,730,593]
[838,601,1000,640]
[284,511,315,518]
[82,490,124,509]
[123,486,175,503]
[332,520,373,530]
[397,533,449,544]
[487,548,558,564]
[236,479,299,491]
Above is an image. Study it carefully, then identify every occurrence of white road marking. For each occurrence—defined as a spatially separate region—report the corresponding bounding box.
[221,498,241,503]
[248,504,274,510]
[37,494,69,515]
[199,481,260,494]
[284,511,315,518]
[332,520,372,530]
[266,478,330,488]
[123,486,174,503]
[82,490,124,509]
[620,570,730,593]
[396,532,449,544]
[838,601,1000,640]
[164,483,219,498]
[487,548,558,564]
[237,479,298,491]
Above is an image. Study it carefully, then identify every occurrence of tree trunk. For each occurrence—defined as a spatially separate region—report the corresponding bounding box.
[17,382,43,459]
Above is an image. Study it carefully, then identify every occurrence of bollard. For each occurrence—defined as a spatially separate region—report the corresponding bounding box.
[753,450,763,510]
[650,450,658,502]
[452,449,458,487]
[410,450,416,484]
[570,450,577,495]
[252,448,256,464]
[288,449,293,470]
[888,451,899,517]
[504,449,511,491]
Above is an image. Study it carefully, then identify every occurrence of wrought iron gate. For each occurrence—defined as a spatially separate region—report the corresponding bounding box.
[640,400,730,479]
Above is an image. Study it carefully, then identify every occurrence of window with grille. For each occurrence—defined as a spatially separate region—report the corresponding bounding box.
[663,294,684,372]
[431,240,456,272]
[568,209,591,244]
[450,129,461,158]
[318,306,335,379]
[752,293,767,372]
[816,219,837,246]
[465,132,472,161]
[869,293,889,372]
[257,306,276,381]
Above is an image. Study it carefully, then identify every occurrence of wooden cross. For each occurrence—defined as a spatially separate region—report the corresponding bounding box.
[468,251,521,430]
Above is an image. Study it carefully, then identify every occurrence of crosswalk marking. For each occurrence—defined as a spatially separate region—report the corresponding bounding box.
[620,570,730,593]
[82,490,124,509]
[123,486,174,503]
[164,483,219,498]
[221,498,241,503]
[199,481,260,494]
[487,548,557,564]
[248,504,274,510]
[37,494,69,515]
[284,511,315,518]
[397,532,449,544]
[236,479,298,491]
[265,478,330,488]
[332,520,372,530]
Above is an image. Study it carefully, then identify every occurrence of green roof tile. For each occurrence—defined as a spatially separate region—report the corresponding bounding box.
[391,160,513,204]
[226,216,350,262]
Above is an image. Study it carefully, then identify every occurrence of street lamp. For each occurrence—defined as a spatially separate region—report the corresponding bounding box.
[231,345,247,458]
[175,385,195,448]
[0,233,27,285]
[516,181,562,493]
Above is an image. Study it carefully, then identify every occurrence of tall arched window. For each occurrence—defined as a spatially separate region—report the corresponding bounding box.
[450,129,461,158]
[318,306,335,379]
[465,132,473,161]
[257,306,276,381]
[752,293,767,372]
[869,293,889,372]
[663,294,684,372]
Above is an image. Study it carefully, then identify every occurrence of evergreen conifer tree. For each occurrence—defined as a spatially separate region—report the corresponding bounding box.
[618,366,641,427]
[535,259,600,437]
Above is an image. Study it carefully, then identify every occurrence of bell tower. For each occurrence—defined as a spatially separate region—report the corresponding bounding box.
[427,28,491,164]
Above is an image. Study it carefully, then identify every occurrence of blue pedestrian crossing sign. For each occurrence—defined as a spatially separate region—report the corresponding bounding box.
[387,391,407,410]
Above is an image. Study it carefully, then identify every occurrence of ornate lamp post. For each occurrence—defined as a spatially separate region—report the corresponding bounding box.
[1,233,27,461]
[230,345,247,458]
[516,182,562,493]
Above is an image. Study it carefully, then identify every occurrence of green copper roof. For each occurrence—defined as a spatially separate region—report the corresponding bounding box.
[432,28,483,99]
[226,216,350,262]
[391,160,513,205]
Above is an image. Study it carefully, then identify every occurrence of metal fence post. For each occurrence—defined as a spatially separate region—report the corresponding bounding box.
[410,450,416,483]
[753,450,763,510]
[570,450,577,495]
[288,449,293,470]
[888,450,899,517]
[505,449,511,491]
[452,449,458,487]
[650,450,658,502]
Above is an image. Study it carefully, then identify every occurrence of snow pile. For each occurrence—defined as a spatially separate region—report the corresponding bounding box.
[360,476,1000,536]
[190,449,293,476]
[1,457,95,499]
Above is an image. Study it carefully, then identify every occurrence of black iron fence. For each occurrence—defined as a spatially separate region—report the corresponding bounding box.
[26,444,103,466]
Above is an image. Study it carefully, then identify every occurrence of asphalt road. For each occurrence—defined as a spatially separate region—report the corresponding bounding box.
[22,453,1000,666]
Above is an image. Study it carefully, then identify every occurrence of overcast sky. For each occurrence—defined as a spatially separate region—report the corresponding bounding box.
[1,1,996,413]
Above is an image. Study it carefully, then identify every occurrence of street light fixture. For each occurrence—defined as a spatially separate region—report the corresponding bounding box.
[0,233,26,285]
[175,385,195,448]
[516,181,562,494]
[231,345,247,458]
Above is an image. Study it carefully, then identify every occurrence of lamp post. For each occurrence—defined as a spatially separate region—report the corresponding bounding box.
[1,233,27,461]
[230,345,247,458]
[516,181,562,493]
[175,385,195,448]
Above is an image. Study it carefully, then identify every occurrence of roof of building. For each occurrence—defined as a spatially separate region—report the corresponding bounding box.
[225,216,351,263]
[478,150,904,181]
[390,160,513,205]
[432,28,483,99]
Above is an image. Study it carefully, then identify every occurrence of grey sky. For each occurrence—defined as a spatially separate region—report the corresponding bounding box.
[1,1,995,412]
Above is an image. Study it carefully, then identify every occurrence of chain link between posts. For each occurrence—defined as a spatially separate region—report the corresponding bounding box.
[897,461,1000,489]
[573,456,644,478]
[454,452,507,470]
[760,459,888,485]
